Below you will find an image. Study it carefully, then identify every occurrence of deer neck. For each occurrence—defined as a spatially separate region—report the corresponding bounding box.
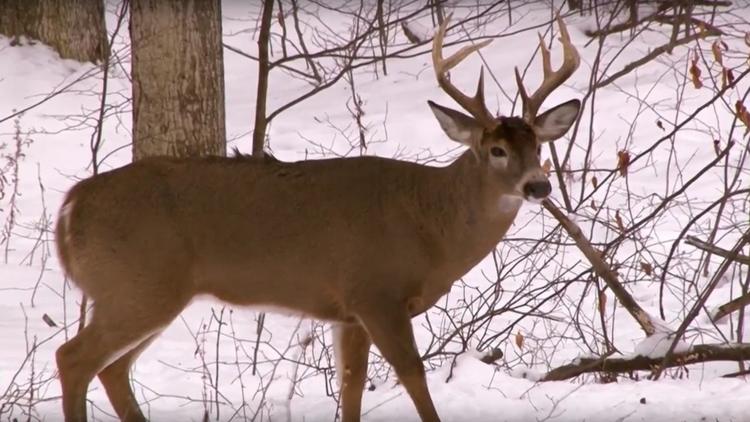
[444,149,522,223]
[416,150,522,276]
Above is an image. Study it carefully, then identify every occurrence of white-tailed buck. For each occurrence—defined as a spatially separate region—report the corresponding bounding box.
[55,15,580,422]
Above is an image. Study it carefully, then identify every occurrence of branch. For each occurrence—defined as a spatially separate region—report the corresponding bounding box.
[654,229,750,379]
[595,28,720,89]
[543,201,657,336]
[712,292,750,323]
[543,343,750,381]
[685,235,750,266]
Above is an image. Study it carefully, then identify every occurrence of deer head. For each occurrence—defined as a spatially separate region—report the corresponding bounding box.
[428,14,580,203]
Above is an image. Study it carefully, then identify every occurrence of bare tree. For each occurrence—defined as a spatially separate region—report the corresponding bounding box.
[130,0,226,160]
[0,0,108,63]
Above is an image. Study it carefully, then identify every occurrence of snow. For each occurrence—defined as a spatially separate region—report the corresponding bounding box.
[633,332,690,359]
[2,1,750,421]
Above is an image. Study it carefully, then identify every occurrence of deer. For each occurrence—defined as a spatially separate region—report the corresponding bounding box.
[54,14,580,422]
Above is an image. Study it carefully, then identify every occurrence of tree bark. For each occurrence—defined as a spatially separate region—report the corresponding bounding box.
[252,0,274,157]
[130,0,226,160]
[0,0,108,63]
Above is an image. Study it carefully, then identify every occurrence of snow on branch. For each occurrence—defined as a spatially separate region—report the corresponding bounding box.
[542,343,750,382]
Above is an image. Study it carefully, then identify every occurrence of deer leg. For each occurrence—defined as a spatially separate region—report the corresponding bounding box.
[332,323,371,422]
[356,306,440,422]
[96,333,160,422]
[56,293,186,422]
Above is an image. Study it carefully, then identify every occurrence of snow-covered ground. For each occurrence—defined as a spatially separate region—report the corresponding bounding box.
[2,1,749,421]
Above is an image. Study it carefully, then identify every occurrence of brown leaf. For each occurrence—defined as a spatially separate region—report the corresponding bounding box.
[598,291,607,316]
[696,21,707,35]
[640,261,653,276]
[656,120,665,131]
[614,209,625,233]
[736,101,750,135]
[542,158,552,176]
[726,68,735,86]
[712,40,724,65]
[713,139,721,156]
[515,331,524,349]
[690,52,703,89]
[591,199,597,210]
[617,150,631,177]
[591,176,598,188]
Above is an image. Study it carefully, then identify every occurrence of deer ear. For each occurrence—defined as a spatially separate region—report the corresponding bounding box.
[428,100,484,147]
[534,99,580,142]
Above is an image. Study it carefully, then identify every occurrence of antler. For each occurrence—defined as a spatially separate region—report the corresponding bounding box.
[432,14,496,128]
[515,15,580,122]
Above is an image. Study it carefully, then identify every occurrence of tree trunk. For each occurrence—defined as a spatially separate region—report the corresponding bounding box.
[0,0,108,63]
[130,0,226,160]
[252,0,274,157]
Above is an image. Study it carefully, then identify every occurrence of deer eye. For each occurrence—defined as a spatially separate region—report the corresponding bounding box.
[490,147,507,157]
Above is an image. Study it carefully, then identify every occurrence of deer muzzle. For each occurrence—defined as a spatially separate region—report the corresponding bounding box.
[523,179,551,201]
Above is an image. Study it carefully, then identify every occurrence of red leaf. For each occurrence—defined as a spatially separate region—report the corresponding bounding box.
[690,52,703,89]
[617,150,631,177]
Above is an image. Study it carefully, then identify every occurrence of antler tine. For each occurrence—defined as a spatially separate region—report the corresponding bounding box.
[516,14,580,122]
[432,14,495,128]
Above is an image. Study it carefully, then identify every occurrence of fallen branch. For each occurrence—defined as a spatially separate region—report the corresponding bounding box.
[542,342,750,381]
[543,201,657,336]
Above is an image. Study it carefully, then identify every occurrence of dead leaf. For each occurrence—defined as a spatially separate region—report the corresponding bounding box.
[712,40,724,65]
[736,101,750,135]
[515,331,524,349]
[617,150,630,177]
[591,175,598,188]
[690,52,703,89]
[720,63,735,89]
[542,158,552,176]
[615,210,625,233]
[598,291,607,316]
[640,261,653,276]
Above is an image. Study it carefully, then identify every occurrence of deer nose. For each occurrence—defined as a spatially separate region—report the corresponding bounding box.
[523,181,551,199]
